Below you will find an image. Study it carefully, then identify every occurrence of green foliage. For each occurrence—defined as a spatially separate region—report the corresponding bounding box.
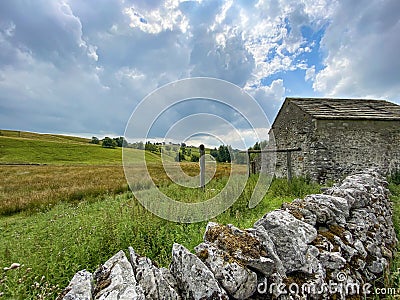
[102,137,117,148]
[180,146,186,155]
[233,151,247,164]
[389,169,400,185]
[209,145,232,163]
[388,182,400,293]
[191,154,199,162]
[0,173,322,299]
[113,137,128,147]
[267,176,321,198]
[90,136,100,144]
[175,152,185,162]
[129,141,144,150]
[210,147,218,159]
[145,141,159,153]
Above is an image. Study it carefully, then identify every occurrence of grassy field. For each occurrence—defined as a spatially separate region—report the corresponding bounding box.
[0,130,399,299]
[388,182,400,294]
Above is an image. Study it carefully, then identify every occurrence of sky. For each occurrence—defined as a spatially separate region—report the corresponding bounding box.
[1,0,399,148]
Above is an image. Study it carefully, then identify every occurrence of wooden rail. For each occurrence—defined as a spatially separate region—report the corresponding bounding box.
[239,147,302,181]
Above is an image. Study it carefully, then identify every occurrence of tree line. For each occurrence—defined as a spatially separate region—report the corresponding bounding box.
[90,136,268,165]
[90,136,127,148]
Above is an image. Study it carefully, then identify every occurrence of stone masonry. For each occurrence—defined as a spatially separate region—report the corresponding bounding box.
[268,98,400,183]
[58,171,397,299]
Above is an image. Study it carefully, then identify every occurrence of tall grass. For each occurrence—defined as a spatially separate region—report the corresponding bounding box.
[0,162,240,216]
[388,181,400,294]
[0,175,321,299]
[0,165,129,215]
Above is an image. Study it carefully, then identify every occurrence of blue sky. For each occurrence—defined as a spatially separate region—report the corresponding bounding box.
[0,0,399,148]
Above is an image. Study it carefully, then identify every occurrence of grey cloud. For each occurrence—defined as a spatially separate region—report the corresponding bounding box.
[1,0,399,139]
[0,1,88,67]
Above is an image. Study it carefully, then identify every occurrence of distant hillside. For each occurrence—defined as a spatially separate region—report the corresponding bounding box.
[0,129,90,144]
[0,129,159,165]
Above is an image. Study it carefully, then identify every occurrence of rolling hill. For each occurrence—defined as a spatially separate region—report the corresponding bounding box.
[0,129,160,165]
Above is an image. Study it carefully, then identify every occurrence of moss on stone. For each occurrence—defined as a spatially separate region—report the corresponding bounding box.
[204,224,267,259]
[196,249,209,261]
[328,224,346,238]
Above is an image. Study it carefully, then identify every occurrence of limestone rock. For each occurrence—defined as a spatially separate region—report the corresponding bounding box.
[203,222,275,276]
[353,239,367,258]
[254,210,317,273]
[59,270,93,300]
[299,194,349,225]
[160,267,179,291]
[195,242,257,299]
[129,247,180,300]
[247,226,286,276]
[93,250,145,300]
[319,251,346,269]
[170,243,228,300]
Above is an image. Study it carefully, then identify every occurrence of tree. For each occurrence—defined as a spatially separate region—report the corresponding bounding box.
[191,154,199,162]
[218,145,231,162]
[113,137,128,147]
[90,136,99,144]
[210,148,218,159]
[145,141,158,153]
[253,142,261,151]
[102,137,117,148]
[180,146,186,155]
[175,152,185,162]
[135,141,144,150]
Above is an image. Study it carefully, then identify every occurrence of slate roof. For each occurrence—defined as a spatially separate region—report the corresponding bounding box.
[287,97,400,120]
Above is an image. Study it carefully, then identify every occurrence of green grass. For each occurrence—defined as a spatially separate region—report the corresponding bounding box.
[0,135,160,165]
[0,130,399,299]
[388,182,400,294]
[0,130,90,144]
[0,175,321,299]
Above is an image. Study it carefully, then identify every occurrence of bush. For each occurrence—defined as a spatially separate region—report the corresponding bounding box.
[389,169,400,185]
[90,136,100,144]
[102,137,117,148]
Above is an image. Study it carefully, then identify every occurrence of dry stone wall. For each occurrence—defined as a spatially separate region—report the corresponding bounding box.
[58,171,397,300]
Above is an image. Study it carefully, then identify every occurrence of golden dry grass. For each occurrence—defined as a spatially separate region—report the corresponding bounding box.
[0,162,245,215]
[0,165,128,215]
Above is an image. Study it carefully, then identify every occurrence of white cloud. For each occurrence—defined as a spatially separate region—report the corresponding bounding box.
[124,0,190,34]
[1,0,399,139]
[313,0,400,101]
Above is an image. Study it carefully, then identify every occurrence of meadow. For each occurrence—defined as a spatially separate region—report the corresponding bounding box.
[0,130,399,299]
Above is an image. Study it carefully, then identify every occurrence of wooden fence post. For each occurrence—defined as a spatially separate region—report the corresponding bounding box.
[199,144,205,190]
[247,151,251,177]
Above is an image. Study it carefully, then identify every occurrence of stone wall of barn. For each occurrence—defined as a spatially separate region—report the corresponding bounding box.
[267,101,314,178]
[308,119,400,182]
[268,109,400,182]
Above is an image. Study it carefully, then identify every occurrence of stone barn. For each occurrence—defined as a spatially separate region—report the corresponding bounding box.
[269,97,400,182]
